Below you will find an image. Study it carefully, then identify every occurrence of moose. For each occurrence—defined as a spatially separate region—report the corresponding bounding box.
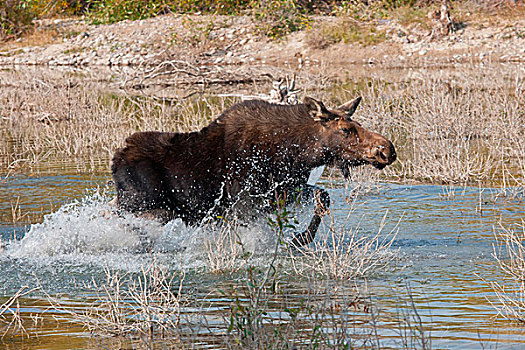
[111,96,396,247]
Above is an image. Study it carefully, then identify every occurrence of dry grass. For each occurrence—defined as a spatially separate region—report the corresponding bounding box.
[0,286,41,338]
[0,28,59,51]
[203,219,250,274]
[489,220,525,322]
[290,200,400,281]
[48,259,183,344]
[1,64,523,189]
[205,183,406,347]
[453,1,525,27]
[336,67,524,186]
[207,215,422,349]
[0,68,225,174]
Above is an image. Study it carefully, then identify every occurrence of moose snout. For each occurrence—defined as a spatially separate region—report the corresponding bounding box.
[370,141,396,169]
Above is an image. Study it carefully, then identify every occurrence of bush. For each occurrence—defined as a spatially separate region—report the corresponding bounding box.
[0,0,35,40]
[23,0,93,16]
[87,0,172,24]
[87,0,251,24]
[252,0,310,38]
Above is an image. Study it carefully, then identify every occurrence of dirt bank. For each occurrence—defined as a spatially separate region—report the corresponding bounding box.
[0,12,523,71]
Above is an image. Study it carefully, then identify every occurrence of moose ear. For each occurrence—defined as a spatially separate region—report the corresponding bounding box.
[336,96,362,118]
[304,96,328,121]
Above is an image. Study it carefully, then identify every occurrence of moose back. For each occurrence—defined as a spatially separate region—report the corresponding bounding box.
[111,97,396,246]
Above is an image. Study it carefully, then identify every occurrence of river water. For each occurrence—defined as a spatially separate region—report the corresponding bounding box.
[1,62,524,348]
[1,170,524,349]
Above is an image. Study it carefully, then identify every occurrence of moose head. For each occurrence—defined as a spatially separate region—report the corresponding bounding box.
[304,96,397,177]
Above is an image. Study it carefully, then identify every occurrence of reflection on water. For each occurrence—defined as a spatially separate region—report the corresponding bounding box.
[0,172,108,227]
[0,172,524,348]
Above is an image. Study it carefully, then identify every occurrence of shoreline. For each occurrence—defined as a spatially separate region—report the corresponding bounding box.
[0,13,523,69]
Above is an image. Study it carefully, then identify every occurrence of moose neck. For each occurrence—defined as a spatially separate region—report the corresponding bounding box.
[265,120,328,165]
[216,101,335,173]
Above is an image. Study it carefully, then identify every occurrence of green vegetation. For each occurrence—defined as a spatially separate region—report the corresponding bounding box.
[307,18,386,48]
[251,0,310,38]
[1,0,310,40]
[0,0,35,40]
[1,0,523,41]
[85,0,252,24]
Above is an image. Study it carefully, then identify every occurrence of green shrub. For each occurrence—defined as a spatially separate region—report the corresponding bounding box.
[170,0,251,15]
[21,0,91,17]
[86,0,169,24]
[307,18,386,48]
[252,0,310,38]
[86,0,308,37]
[0,0,35,40]
[86,0,251,24]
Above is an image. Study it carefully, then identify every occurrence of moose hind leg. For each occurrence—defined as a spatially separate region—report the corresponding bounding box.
[290,187,330,247]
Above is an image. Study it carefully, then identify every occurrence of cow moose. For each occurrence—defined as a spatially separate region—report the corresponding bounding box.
[111,96,396,247]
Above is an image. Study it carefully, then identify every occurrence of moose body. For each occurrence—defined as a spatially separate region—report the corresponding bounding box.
[112,97,396,246]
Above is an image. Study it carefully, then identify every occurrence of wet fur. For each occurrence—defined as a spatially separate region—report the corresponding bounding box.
[112,98,396,245]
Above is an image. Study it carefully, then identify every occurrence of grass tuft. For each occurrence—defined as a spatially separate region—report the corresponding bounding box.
[489,220,525,323]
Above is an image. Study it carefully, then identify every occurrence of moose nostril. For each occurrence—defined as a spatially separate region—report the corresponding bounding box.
[376,146,387,161]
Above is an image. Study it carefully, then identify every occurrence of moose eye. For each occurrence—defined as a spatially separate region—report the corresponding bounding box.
[341,127,353,134]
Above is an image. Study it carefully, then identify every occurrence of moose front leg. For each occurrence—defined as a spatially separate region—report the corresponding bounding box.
[289,186,330,247]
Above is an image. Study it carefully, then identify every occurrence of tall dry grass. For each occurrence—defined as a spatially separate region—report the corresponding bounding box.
[490,220,525,322]
[0,286,40,338]
[46,259,184,343]
[202,219,250,274]
[0,68,228,175]
[1,64,523,189]
[290,197,400,281]
[341,67,523,186]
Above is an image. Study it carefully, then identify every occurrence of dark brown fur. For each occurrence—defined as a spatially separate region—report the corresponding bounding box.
[112,97,396,246]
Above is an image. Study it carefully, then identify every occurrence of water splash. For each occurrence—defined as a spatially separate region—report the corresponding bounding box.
[7,192,153,257]
[3,190,287,273]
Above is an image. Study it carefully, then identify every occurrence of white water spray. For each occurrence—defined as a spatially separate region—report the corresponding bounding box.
[3,190,303,272]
